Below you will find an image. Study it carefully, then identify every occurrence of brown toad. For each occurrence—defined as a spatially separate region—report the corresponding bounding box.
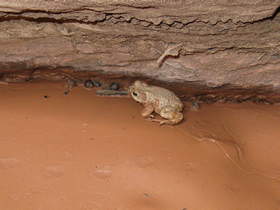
[129,80,184,125]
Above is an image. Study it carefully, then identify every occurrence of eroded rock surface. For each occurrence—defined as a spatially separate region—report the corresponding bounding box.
[0,0,280,101]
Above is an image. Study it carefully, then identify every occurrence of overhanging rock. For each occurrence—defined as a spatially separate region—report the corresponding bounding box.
[0,0,280,102]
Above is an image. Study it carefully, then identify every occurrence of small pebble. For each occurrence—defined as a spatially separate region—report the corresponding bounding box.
[84,80,94,88]
[109,82,120,90]
[190,101,200,111]
[92,80,102,87]
[43,95,49,99]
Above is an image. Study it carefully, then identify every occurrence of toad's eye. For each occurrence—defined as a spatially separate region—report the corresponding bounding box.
[132,92,138,96]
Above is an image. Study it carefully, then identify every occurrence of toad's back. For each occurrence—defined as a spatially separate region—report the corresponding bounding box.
[145,86,183,111]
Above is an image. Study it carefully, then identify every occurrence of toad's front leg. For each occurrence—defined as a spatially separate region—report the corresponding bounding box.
[141,104,154,119]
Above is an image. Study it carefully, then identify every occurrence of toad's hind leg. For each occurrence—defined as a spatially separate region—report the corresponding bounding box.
[157,106,183,125]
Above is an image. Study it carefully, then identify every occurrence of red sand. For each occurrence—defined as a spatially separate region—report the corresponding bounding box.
[0,82,280,210]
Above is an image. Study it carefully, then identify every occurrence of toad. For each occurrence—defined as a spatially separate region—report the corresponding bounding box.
[129,80,184,125]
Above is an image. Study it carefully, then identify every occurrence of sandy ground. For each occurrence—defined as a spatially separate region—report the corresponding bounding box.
[0,82,280,210]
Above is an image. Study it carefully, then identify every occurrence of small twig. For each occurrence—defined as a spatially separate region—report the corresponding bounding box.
[257,53,266,61]
[157,43,183,67]
[96,89,129,96]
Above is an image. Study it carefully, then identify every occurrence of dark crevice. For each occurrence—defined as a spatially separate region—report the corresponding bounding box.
[0,15,100,24]
[271,5,280,19]
[0,68,279,104]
